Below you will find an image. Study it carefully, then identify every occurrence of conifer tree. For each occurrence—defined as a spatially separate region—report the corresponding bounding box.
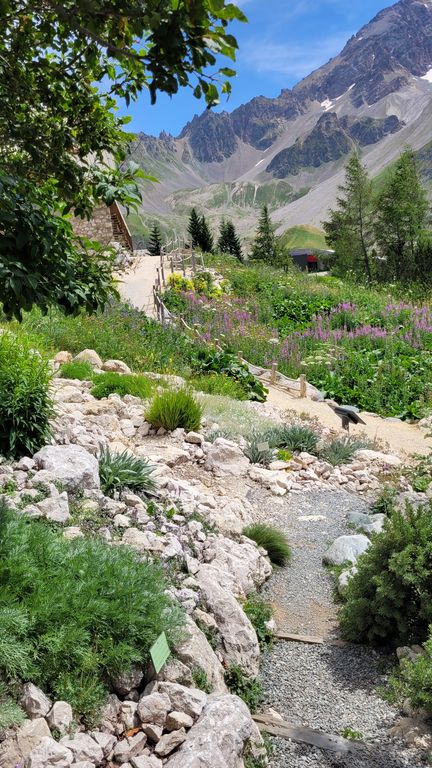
[323,153,374,283]
[148,223,163,256]
[188,208,202,249]
[199,214,214,253]
[218,219,243,262]
[374,148,429,282]
[250,205,277,262]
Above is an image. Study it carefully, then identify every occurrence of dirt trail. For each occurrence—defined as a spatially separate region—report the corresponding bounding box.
[117,255,160,317]
[266,385,432,458]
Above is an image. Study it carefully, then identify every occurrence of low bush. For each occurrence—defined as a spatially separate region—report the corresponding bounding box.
[59,361,94,381]
[340,503,432,645]
[243,593,273,651]
[320,436,368,466]
[224,665,263,713]
[190,348,267,403]
[266,424,319,455]
[190,373,247,400]
[99,447,157,498]
[0,332,52,458]
[0,683,25,729]
[91,372,152,400]
[388,631,432,715]
[243,523,291,566]
[371,485,398,516]
[146,389,203,432]
[0,503,183,723]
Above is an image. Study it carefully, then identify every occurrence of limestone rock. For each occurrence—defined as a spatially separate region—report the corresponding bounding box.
[323,534,371,566]
[354,449,401,468]
[174,615,226,693]
[21,683,52,718]
[60,734,104,765]
[73,349,103,368]
[337,566,358,596]
[112,732,147,764]
[184,432,203,446]
[196,566,260,677]
[158,683,206,720]
[154,729,186,757]
[33,445,100,492]
[24,737,73,768]
[165,711,194,731]
[137,692,171,726]
[54,351,73,365]
[0,718,51,768]
[36,492,70,523]
[205,439,250,477]
[102,360,132,374]
[200,535,271,595]
[111,665,144,697]
[164,694,263,768]
[46,701,73,735]
[121,528,165,554]
[131,757,162,768]
[90,732,117,758]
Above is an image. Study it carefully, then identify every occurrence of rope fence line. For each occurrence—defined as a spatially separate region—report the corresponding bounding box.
[151,246,318,401]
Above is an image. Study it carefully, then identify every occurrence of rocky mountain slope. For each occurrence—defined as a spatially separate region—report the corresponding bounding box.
[127,0,432,241]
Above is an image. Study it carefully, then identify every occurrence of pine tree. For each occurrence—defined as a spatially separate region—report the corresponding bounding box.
[188,208,202,249]
[148,223,163,256]
[218,219,243,262]
[250,205,277,262]
[199,214,214,253]
[322,153,374,283]
[374,148,429,282]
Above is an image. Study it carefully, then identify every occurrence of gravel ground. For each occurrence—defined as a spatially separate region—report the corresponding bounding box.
[247,488,427,768]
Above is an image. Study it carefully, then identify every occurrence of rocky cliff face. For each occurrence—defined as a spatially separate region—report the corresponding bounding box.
[128,0,432,236]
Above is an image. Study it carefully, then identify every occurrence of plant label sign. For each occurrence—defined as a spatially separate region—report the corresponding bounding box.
[150,632,171,673]
[257,442,270,452]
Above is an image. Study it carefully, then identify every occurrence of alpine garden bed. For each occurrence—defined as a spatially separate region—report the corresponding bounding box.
[163,261,432,420]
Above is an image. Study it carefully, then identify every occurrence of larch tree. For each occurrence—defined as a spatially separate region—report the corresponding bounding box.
[322,153,374,284]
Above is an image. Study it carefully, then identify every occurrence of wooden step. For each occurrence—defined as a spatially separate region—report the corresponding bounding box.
[253,713,363,754]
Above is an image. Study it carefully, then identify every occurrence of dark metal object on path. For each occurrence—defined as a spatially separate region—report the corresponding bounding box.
[328,404,366,432]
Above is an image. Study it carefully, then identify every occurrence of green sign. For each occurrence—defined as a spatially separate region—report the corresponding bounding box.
[150,632,171,673]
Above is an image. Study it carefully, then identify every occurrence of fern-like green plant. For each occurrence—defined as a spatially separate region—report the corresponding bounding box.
[146,389,203,432]
[98,447,157,498]
[243,523,291,566]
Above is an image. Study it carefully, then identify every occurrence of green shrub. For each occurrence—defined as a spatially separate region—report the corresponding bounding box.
[277,448,293,462]
[243,593,273,650]
[0,332,52,458]
[0,503,183,723]
[190,348,267,402]
[0,683,25,729]
[224,665,263,713]
[91,372,152,400]
[146,389,203,432]
[244,433,274,466]
[59,361,94,381]
[340,503,432,645]
[191,668,213,694]
[99,447,157,498]
[243,523,291,566]
[320,436,369,466]
[388,632,432,715]
[371,485,398,516]
[190,373,247,400]
[266,424,319,454]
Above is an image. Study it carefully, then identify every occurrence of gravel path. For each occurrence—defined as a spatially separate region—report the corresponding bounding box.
[247,488,426,768]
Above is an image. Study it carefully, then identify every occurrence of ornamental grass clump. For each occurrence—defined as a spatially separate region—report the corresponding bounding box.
[146,389,203,432]
[0,502,183,723]
[0,332,52,458]
[91,371,152,400]
[243,523,291,566]
[98,447,157,498]
[59,360,94,380]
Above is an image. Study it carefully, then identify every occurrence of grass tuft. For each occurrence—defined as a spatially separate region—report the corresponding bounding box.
[98,447,157,498]
[243,523,291,566]
[91,371,153,400]
[320,436,369,466]
[59,361,94,381]
[146,389,203,432]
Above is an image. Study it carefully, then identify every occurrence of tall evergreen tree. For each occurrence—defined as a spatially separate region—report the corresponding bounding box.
[199,214,214,253]
[218,219,243,262]
[323,153,374,283]
[148,223,163,256]
[250,205,277,262]
[374,148,429,282]
[188,208,202,249]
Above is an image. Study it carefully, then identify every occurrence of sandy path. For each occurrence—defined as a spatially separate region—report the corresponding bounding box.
[266,385,431,458]
[117,255,160,317]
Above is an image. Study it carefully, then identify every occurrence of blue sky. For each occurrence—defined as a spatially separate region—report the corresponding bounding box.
[123,0,393,137]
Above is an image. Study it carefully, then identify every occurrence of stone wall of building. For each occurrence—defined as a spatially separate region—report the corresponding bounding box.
[72,205,114,246]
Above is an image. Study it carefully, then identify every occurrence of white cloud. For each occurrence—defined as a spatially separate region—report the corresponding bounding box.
[240,32,352,80]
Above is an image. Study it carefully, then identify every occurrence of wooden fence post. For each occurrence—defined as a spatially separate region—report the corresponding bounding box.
[191,249,196,274]
[170,258,174,274]
[271,361,278,385]
[161,262,165,287]
[299,374,307,398]
[182,253,186,277]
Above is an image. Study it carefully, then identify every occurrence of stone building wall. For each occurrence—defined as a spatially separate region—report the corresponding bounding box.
[72,205,114,246]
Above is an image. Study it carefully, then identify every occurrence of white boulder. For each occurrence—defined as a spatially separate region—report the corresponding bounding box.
[24,737,73,768]
[323,534,371,566]
[174,615,226,693]
[33,445,100,492]
[158,683,206,720]
[21,683,51,719]
[46,701,73,735]
[205,439,250,476]
[73,349,103,368]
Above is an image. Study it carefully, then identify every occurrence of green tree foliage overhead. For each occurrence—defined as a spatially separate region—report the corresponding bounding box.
[374,148,429,282]
[218,219,243,262]
[250,205,277,263]
[148,223,163,256]
[323,153,374,284]
[0,0,246,318]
